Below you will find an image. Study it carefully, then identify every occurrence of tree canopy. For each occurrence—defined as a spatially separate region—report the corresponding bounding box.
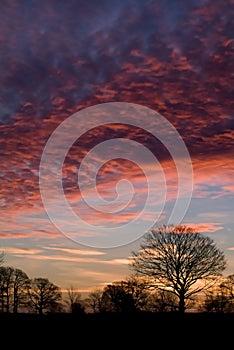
[27,277,62,315]
[130,224,226,313]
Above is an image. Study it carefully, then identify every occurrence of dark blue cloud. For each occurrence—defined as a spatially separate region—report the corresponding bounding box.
[0,0,233,130]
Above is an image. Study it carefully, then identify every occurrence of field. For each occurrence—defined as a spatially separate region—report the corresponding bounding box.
[1,312,233,346]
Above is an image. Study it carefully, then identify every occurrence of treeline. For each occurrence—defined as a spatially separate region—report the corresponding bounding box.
[1,267,234,315]
[1,224,234,315]
[0,267,61,314]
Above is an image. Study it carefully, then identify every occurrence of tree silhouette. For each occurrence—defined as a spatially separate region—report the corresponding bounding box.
[202,275,234,313]
[27,277,62,315]
[0,251,4,266]
[145,289,179,312]
[114,277,150,311]
[202,285,228,313]
[65,286,85,314]
[131,224,226,313]
[0,266,30,313]
[12,268,30,313]
[0,266,14,312]
[220,274,234,303]
[86,289,103,313]
[101,283,136,312]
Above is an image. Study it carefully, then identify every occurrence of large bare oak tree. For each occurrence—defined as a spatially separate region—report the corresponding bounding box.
[131,225,226,313]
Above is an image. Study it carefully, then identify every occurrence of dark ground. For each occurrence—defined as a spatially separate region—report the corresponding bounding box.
[1,312,233,346]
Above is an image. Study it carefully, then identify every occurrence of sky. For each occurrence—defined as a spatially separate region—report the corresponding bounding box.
[0,0,233,293]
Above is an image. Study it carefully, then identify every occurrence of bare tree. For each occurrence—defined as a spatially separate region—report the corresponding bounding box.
[0,266,14,312]
[202,275,234,313]
[27,277,62,315]
[87,279,149,313]
[0,266,30,313]
[220,274,234,302]
[12,268,30,313]
[131,224,226,313]
[65,286,84,314]
[122,276,150,310]
[86,289,103,313]
[145,289,179,312]
[0,251,4,266]
[101,283,136,313]
[202,287,227,313]
[0,267,4,312]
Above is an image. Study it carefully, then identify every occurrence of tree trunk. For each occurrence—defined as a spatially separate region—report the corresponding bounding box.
[13,298,18,313]
[13,287,18,313]
[179,293,185,313]
[39,304,43,315]
[6,291,10,313]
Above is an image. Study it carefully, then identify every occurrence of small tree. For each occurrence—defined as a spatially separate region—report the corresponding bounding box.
[86,289,103,313]
[101,284,136,313]
[12,268,30,313]
[0,251,4,266]
[145,289,179,312]
[202,275,234,313]
[27,278,62,315]
[131,225,226,313]
[115,277,150,311]
[0,266,14,312]
[0,266,30,313]
[65,286,84,314]
[220,274,234,302]
[202,287,228,313]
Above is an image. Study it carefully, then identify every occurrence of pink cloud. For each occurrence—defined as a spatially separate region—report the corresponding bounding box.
[0,232,28,239]
[183,222,224,233]
[1,152,233,241]
[3,247,42,255]
[44,246,105,256]
[8,253,131,266]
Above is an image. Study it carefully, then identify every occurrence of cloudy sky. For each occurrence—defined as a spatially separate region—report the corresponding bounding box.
[0,0,233,292]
